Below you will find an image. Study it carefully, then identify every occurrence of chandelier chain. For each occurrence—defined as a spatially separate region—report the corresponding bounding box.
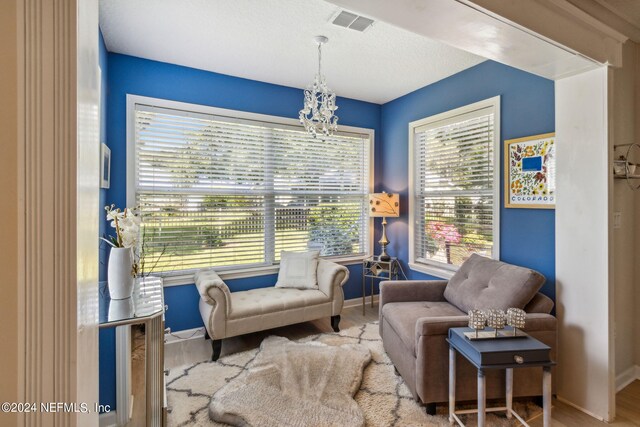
[318,42,322,77]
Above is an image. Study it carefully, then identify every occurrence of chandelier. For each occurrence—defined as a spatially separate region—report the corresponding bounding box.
[299,36,338,137]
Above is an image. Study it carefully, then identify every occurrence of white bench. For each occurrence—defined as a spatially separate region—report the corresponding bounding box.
[195,259,349,360]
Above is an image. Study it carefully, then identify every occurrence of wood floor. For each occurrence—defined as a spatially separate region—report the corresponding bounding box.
[164,302,379,369]
[129,303,640,426]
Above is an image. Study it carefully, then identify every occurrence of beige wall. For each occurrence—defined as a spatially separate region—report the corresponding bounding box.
[636,43,640,369]
[612,40,637,378]
[0,0,19,425]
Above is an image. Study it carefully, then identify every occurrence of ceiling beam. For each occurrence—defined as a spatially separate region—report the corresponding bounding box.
[462,0,627,66]
[325,0,601,79]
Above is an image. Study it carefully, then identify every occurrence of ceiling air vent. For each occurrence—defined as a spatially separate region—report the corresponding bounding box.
[331,11,374,32]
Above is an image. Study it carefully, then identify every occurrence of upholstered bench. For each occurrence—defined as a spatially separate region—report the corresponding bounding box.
[196,258,349,361]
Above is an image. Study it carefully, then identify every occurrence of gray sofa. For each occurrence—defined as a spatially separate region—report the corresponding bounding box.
[196,259,349,361]
[379,254,557,414]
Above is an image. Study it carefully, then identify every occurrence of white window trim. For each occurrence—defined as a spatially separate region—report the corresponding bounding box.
[126,95,375,285]
[162,255,365,287]
[408,96,501,279]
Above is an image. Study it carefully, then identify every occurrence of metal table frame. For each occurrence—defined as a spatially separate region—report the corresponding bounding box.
[361,256,407,315]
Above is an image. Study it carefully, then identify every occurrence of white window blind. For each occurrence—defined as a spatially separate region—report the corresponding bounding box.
[133,102,371,276]
[411,101,499,272]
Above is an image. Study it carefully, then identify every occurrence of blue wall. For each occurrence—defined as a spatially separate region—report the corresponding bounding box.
[99,53,555,410]
[98,30,117,413]
[104,52,382,310]
[100,52,381,408]
[380,60,556,300]
[99,30,109,280]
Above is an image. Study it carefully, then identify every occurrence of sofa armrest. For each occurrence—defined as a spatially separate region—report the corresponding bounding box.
[524,293,554,314]
[194,269,232,316]
[521,313,557,333]
[379,280,448,309]
[317,259,349,299]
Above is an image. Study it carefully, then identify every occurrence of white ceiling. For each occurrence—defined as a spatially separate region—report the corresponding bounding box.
[99,0,485,104]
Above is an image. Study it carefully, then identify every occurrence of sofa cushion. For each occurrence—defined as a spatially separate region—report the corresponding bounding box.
[276,250,320,290]
[443,254,545,312]
[381,301,465,355]
[229,287,330,319]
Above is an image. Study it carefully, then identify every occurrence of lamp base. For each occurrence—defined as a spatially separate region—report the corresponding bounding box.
[379,244,391,261]
[378,217,391,261]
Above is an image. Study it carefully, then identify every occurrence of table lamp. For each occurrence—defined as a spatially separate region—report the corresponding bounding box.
[369,192,400,261]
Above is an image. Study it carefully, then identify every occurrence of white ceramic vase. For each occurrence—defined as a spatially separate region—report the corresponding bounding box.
[108,297,134,320]
[108,247,135,300]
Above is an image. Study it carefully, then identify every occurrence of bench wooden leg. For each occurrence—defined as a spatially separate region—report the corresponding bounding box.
[211,339,222,362]
[331,315,340,332]
[425,403,437,415]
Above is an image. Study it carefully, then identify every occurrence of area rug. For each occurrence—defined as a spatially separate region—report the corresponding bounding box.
[209,336,372,426]
[166,321,542,426]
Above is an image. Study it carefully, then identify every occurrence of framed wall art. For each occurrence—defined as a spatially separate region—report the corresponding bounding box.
[504,132,555,209]
[100,142,111,189]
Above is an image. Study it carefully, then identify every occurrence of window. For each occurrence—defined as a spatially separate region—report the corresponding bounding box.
[127,96,373,281]
[409,97,500,278]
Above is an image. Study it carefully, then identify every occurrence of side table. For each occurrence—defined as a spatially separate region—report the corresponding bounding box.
[447,327,555,427]
[99,277,166,427]
[361,256,407,315]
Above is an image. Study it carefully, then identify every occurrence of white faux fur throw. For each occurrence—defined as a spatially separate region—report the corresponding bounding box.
[209,336,372,427]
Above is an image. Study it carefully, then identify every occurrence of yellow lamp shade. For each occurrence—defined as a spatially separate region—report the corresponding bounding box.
[368,193,400,217]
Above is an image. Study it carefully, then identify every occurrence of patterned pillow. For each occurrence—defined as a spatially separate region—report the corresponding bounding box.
[275,250,320,290]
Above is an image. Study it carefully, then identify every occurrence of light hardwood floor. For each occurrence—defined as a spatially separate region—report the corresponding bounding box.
[164,303,379,369]
[129,304,640,426]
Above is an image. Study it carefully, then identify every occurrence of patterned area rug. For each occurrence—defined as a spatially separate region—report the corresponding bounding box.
[166,321,541,426]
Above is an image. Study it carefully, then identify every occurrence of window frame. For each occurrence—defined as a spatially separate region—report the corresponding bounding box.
[126,94,375,286]
[408,96,501,279]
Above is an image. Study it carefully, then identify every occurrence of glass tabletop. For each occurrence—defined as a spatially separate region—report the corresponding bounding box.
[99,277,164,326]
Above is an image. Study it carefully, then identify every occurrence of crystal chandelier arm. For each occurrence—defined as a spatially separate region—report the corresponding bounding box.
[300,35,338,137]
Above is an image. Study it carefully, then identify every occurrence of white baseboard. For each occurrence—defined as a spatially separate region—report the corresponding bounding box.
[164,296,380,345]
[343,295,378,309]
[164,327,206,344]
[99,410,117,427]
[616,365,640,392]
[555,396,606,422]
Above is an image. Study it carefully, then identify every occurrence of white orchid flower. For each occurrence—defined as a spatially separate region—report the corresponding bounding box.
[106,209,124,222]
[121,230,139,248]
[103,204,142,248]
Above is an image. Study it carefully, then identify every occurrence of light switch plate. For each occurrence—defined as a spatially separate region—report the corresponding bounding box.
[613,212,622,229]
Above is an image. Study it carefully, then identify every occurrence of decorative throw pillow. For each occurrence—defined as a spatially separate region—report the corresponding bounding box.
[275,250,320,290]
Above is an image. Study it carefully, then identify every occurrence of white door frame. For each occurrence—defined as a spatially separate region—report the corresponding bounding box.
[17,0,100,425]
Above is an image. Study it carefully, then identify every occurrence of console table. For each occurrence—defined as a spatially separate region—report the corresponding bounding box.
[99,278,166,427]
[447,326,555,427]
